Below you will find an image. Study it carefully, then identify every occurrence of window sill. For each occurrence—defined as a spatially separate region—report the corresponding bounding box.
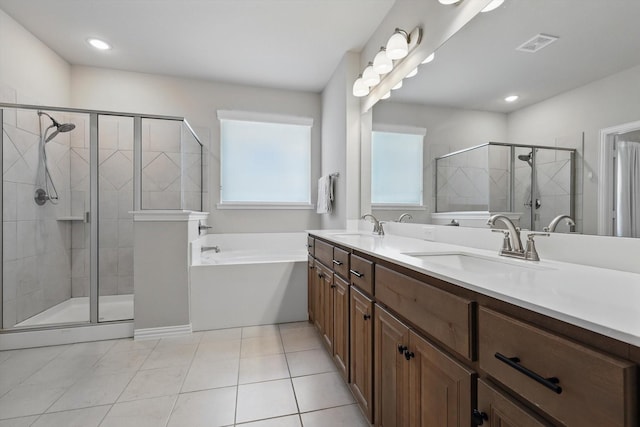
[371,204,426,211]
[216,202,315,210]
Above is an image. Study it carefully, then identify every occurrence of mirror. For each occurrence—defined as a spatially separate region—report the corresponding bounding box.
[367,0,640,236]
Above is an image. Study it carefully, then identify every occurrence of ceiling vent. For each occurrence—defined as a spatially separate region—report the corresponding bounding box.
[516,33,559,53]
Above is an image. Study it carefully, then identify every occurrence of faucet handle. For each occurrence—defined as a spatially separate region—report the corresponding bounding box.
[491,229,512,252]
[524,232,549,261]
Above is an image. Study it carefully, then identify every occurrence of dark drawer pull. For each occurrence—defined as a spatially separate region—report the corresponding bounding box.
[363,314,371,320]
[332,259,343,266]
[349,269,364,278]
[398,345,407,354]
[495,352,562,394]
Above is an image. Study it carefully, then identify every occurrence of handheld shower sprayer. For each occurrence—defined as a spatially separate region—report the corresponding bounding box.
[38,111,76,142]
[34,111,76,205]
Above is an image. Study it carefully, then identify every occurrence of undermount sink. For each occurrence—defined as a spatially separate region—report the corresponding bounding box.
[402,252,551,275]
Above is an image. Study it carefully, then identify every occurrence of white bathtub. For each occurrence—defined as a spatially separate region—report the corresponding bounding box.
[190,233,308,331]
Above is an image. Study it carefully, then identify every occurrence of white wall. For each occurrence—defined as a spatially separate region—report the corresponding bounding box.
[320,52,361,229]
[71,65,322,233]
[371,101,508,221]
[507,64,640,235]
[0,9,70,106]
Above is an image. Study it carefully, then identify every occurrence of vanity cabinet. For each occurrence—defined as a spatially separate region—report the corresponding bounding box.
[350,287,374,422]
[306,233,639,427]
[307,255,315,323]
[374,304,475,427]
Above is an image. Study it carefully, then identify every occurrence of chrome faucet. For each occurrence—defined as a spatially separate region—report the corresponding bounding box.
[201,246,220,253]
[487,214,523,252]
[396,213,413,223]
[544,215,575,232]
[362,214,385,235]
[487,214,549,261]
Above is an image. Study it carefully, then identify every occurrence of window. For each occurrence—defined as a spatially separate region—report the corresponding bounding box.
[371,126,425,206]
[218,111,312,208]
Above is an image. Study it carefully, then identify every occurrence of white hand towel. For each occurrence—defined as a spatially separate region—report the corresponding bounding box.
[316,175,333,214]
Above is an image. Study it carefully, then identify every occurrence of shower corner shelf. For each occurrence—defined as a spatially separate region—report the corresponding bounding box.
[56,216,85,222]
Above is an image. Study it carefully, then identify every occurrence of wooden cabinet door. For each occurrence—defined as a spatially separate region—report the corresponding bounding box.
[475,379,553,427]
[408,330,475,427]
[317,263,334,352]
[375,305,410,427]
[350,287,373,423]
[307,255,315,323]
[313,261,328,337]
[333,275,350,382]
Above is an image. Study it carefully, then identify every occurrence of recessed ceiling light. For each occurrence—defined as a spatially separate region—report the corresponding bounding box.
[87,38,111,50]
[505,95,519,102]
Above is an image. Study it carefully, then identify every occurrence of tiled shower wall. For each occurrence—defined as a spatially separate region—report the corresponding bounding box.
[2,88,73,327]
[436,146,491,212]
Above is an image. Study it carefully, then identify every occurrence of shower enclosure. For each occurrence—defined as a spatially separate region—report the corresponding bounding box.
[435,142,576,232]
[1,103,205,331]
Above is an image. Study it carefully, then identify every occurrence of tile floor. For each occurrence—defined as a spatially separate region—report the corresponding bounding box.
[0,322,370,427]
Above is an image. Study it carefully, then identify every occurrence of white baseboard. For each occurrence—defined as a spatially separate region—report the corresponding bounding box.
[0,321,134,351]
[134,324,193,340]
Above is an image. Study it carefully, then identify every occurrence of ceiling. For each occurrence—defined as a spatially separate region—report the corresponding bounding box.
[391,0,640,113]
[0,0,395,92]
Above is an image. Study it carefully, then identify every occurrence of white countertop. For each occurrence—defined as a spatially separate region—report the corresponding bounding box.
[308,230,640,348]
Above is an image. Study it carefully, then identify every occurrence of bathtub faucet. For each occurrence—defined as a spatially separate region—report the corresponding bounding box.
[201,246,220,253]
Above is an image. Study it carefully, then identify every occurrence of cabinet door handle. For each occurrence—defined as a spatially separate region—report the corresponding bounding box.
[471,409,488,426]
[332,259,343,266]
[363,314,371,320]
[495,352,562,394]
[318,273,323,279]
[330,284,337,288]
[404,351,415,361]
[397,345,408,354]
[309,265,314,270]
[349,269,364,278]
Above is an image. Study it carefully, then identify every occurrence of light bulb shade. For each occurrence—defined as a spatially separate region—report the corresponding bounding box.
[391,80,403,90]
[352,77,369,97]
[438,0,461,4]
[406,67,418,78]
[386,29,409,60]
[362,63,380,86]
[381,91,391,100]
[481,0,504,12]
[373,48,393,74]
[422,52,435,64]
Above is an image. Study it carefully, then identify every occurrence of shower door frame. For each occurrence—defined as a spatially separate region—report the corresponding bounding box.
[0,102,203,332]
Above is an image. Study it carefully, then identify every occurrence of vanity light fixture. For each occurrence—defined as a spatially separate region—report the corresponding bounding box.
[87,38,111,50]
[438,0,462,4]
[386,28,410,60]
[381,91,391,100]
[373,47,394,74]
[352,74,370,97]
[481,0,504,12]
[505,95,519,102]
[353,26,422,102]
[362,62,381,86]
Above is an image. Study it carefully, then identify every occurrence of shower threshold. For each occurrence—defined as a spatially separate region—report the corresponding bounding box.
[14,294,133,327]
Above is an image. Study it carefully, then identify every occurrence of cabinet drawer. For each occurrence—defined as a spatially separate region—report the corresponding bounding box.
[307,236,315,256]
[479,308,637,427]
[332,247,350,279]
[349,254,374,295]
[375,265,473,360]
[314,239,333,268]
[476,379,553,427]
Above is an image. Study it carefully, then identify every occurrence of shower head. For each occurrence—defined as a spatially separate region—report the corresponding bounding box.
[38,111,76,142]
[518,152,533,166]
